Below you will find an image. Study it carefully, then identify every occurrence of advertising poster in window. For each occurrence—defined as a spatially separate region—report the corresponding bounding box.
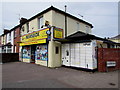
[35,45,48,61]
[22,46,31,59]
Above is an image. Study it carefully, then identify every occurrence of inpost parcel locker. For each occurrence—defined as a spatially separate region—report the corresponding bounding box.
[62,40,97,70]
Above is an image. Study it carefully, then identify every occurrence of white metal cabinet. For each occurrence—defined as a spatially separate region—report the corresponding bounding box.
[62,41,97,70]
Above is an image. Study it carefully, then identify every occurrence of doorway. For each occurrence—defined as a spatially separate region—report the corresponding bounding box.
[31,45,36,63]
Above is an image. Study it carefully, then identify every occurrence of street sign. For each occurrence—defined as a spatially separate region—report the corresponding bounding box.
[106,61,116,67]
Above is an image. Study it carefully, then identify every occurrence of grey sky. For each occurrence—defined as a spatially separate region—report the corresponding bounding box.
[1,2,118,38]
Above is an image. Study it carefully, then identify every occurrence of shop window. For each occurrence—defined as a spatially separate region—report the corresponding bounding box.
[36,45,48,60]
[22,46,31,59]
[55,46,59,54]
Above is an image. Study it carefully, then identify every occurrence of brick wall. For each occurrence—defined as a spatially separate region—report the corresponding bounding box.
[98,48,120,72]
[14,27,20,53]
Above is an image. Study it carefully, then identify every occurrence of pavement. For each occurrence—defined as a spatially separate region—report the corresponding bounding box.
[2,62,119,88]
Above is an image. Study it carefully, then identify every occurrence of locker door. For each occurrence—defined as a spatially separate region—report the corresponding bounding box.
[70,43,75,66]
[85,42,93,69]
[62,44,70,66]
[80,43,86,68]
[74,43,80,67]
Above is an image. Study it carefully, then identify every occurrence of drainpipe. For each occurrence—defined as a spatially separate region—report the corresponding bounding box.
[65,5,67,37]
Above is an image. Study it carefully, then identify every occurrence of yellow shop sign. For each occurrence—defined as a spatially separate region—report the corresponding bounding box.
[20,39,46,46]
[20,28,49,46]
[53,27,63,39]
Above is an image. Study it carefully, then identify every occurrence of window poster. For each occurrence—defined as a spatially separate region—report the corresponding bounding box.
[35,45,48,61]
[22,46,31,59]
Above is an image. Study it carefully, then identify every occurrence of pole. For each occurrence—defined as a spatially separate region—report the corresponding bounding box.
[65,5,67,37]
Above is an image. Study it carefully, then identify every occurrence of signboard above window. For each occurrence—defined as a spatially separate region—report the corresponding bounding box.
[53,27,63,39]
[20,28,49,46]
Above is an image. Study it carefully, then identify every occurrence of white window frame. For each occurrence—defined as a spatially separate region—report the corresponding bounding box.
[38,16,43,29]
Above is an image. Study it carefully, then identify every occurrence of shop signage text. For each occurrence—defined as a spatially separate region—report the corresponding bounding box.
[20,28,49,46]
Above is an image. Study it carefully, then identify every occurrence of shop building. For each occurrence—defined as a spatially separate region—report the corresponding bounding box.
[19,6,93,67]
[19,6,120,71]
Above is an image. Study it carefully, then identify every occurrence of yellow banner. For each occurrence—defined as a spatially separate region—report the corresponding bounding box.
[20,28,49,46]
[20,39,46,46]
[54,27,63,39]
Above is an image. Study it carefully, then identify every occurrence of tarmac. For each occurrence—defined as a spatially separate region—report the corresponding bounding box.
[1,62,119,89]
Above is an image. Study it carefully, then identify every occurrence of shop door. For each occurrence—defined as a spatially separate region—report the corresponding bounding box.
[62,44,70,66]
[31,45,36,63]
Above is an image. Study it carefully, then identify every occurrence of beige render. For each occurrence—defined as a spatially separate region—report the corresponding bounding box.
[109,39,120,43]
[20,9,92,67]
[48,41,61,68]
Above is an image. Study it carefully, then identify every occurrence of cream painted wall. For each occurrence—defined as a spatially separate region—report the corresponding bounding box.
[48,41,61,68]
[52,10,65,36]
[44,11,53,26]
[21,11,53,36]
[29,18,38,32]
[21,24,27,36]
[110,39,120,43]
[52,10,92,37]
[21,10,92,37]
